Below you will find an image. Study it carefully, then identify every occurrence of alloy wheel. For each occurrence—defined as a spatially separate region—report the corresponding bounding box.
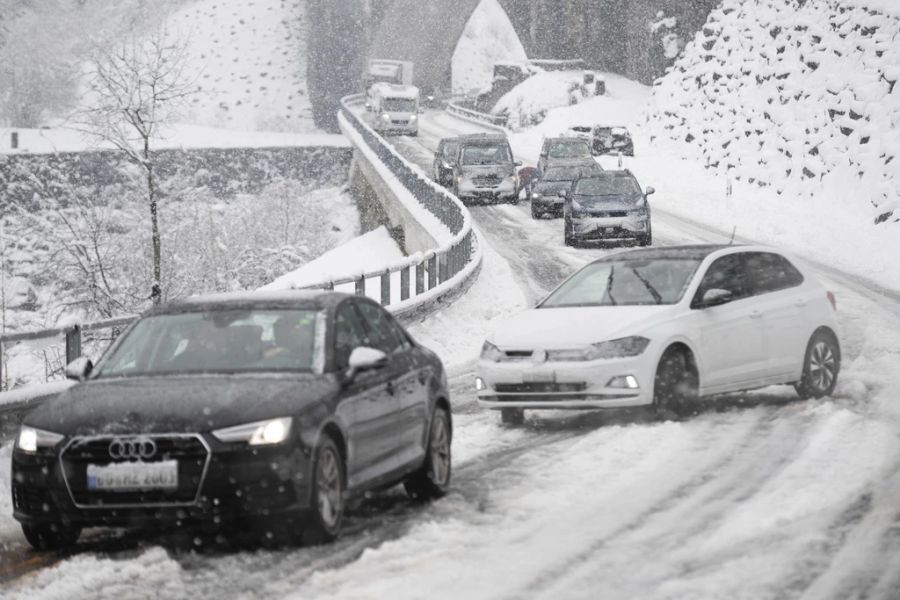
[809,341,837,393]
[429,414,451,486]
[316,446,343,530]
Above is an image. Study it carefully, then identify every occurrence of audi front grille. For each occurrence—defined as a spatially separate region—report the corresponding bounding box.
[59,434,211,509]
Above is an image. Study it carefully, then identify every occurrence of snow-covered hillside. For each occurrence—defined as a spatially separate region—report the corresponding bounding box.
[647,0,900,225]
[168,0,317,133]
[451,0,528,95]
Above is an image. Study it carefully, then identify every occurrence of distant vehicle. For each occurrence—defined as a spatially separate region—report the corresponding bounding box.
[537,137,593,172]
[563,170,653,247]
[592,126,635,156]
[364,59,414,91]
[452,133,521,204]
[530,161,603,219]
[12,291,452,550]
[368,83,419,136]
[476,244,841,425]
[433,137,460,187]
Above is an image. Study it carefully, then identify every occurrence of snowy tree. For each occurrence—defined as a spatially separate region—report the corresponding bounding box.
[79,29,196,305]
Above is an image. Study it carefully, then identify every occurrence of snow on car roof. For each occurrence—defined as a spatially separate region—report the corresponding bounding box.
[148,290,349,314]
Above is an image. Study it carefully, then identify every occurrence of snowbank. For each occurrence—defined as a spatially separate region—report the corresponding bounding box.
[451,0,528,95]
[492,70,587,129]
[0,125,347,155]
[260,226,404,291]
[647,0,900,225]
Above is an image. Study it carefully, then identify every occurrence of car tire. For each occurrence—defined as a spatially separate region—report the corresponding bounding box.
[653,348,698,421]
[638,224,652,247]
[500,407,524,426]
[303,434,345,545]
[404,406,452,501]
[21,522,81,551]
[531,203,542,219]
[794,330,840,399]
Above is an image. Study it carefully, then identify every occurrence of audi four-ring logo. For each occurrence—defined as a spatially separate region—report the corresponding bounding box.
[108,437,157,460]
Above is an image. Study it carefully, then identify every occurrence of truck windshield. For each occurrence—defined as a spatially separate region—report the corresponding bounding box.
[461,145,511,165]
[383,98,417,112]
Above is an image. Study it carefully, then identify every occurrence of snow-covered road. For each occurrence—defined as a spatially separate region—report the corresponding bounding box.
[2,108,900,599]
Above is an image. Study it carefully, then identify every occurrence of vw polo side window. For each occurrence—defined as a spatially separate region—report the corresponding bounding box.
[693,253,749,306]
[745,252,805,296]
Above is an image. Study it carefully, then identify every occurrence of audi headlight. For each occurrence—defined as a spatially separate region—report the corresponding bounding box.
[17,426,64,453]
[212,417,293,446]
[380,113,391,121]
[546,336,650,361]
[480,341,504,362]
[410,114,418,121]
[532,192,543,199]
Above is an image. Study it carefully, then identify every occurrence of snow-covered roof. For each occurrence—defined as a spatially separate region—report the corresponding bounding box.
[371,83,420,100]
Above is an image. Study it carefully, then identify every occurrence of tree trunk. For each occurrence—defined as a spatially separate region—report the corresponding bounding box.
[145,150,162,305]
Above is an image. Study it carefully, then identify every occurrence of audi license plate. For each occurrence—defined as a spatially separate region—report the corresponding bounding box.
[87,460,178,491]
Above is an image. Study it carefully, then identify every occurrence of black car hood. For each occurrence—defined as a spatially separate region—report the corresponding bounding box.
[24,374,339,436]
[535,181,571,194]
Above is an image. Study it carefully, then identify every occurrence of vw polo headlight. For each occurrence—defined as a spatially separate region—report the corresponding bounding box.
[480,341,504,362]
[212,417,293,446]
[546,336,650,361]
[17,426,64,453]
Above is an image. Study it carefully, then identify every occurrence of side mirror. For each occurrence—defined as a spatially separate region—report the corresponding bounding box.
[65,356,93,381]
[514,160,523,167]
[645,186,656,196]
[346,347,388,380]
[699,288,733,308]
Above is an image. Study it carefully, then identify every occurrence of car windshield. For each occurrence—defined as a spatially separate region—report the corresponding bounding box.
[383,98,416,112]
[96,309,323,377]
[540,258,702,307]
[542,167,583,182]
[575,176,641,196]
[461,144,511,165]
[548,141,590,158]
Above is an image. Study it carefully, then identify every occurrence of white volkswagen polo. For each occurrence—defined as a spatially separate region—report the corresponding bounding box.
[476,245,841,424]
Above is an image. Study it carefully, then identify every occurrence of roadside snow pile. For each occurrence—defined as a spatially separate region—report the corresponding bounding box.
[452,0,528,95]
[260,226,404,292]
[647,0,900,225]
[167,0,317,133]
[492,71,590,130]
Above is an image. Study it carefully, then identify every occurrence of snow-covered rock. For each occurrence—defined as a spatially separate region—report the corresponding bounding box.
[647,0,900,224]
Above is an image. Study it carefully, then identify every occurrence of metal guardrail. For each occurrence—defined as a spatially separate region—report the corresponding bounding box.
[446,101,509,128]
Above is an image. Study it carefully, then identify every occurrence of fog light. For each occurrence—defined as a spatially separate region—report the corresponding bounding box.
[475,376,486,391]
[607,375,639,389]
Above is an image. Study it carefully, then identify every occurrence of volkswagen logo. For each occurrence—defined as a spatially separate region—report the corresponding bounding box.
[108,437,157,460]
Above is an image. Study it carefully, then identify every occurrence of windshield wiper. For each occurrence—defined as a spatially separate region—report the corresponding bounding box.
[630,267,663,304]
[605,266,617,306]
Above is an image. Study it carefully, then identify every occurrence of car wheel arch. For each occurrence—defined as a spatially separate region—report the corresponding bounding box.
[652,340,701,395]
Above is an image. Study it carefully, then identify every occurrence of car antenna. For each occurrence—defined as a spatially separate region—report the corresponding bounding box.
[728,226,737,245]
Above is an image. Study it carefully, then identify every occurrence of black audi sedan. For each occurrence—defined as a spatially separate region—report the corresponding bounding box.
[11,291,452,550]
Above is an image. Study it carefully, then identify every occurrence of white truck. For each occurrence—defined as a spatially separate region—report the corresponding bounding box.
[364,59,414,90]
[367,82,420,136]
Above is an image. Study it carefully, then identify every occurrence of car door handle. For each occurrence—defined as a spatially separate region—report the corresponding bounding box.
[386,381,395,396]
[418,371,428,385]
[749,310,763,319]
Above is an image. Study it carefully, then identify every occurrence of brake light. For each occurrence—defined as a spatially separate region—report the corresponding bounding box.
[826,291,837,311]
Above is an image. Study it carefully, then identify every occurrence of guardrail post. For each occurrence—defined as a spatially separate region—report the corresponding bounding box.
[415,261,425,295]
[65,325,82,364]
[355,275,366,297]
[428,254,438,289]
[324,280,334,291]
[401,266,410,301]
[380,271,391,306]
[0,339,5,391]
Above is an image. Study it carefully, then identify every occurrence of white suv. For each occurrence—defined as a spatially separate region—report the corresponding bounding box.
[476,245,841,424]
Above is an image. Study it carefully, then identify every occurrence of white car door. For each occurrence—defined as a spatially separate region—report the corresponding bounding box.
[743,252,810,382]
[689,253,769,394]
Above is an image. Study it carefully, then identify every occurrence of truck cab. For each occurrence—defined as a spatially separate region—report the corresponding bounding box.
[368,83,420,137]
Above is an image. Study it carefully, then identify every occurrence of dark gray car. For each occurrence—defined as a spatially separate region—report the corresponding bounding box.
[563,170,654,247]
[530,161,603,219]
